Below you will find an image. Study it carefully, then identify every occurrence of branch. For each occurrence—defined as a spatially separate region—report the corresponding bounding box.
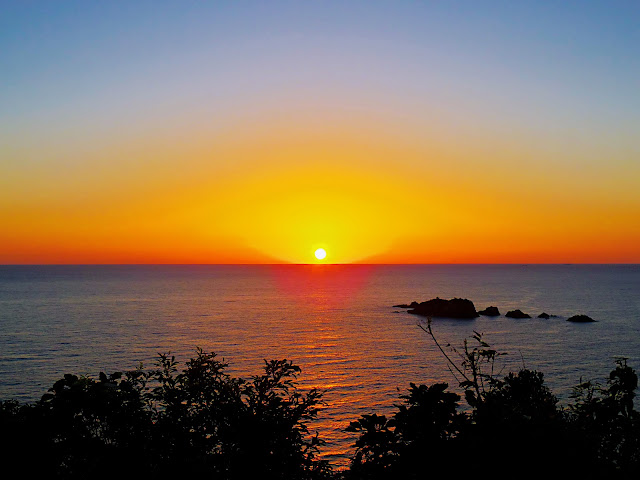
[418,319,470,383]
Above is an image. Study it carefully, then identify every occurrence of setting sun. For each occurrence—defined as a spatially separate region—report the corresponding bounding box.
[314,248,327,261]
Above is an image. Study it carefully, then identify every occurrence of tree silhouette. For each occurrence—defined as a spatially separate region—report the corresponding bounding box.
[1,338,639,479]
[0,349,332,479]
[345,323,640,480]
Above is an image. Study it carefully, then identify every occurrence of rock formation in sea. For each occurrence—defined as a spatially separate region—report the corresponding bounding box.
[505,309,531,319]
[567,314,596,323]
[478,306,500,316]
[392,303,415,309]
[399,297,479,318]
[538,312,550,319]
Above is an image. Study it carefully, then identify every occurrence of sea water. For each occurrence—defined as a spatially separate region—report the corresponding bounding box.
[1,264,639,464]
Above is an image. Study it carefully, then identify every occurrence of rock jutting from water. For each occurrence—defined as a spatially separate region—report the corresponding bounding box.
[478,306,500,316]
[393,300,595,324]
[567,314,596,323]
[396,297,479,319]
[392,303,417,309]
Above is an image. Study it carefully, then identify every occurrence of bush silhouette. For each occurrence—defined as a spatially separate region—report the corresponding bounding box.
[1,338,639,479]
[344,323,640,480]
[346,382,467,479]
[0,349,332,479]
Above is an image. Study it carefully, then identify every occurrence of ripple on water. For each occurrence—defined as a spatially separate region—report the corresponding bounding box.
[0,264,638,466]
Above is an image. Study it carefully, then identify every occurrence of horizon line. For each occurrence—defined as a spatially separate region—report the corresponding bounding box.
[1,263,639,267]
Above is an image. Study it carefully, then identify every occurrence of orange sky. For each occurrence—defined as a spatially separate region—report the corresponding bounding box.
[2,113,639,264]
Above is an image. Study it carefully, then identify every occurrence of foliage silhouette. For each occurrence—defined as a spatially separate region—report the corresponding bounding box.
[1,333,639,479]
[346,382,467,479]
[567,358,640,476]
[344,320,640,480]
[0,349,331,479]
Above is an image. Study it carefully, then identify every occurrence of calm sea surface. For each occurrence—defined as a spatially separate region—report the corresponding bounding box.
[1,264,639,465]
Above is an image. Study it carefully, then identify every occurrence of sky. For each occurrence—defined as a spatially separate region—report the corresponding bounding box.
[1,1,639,264]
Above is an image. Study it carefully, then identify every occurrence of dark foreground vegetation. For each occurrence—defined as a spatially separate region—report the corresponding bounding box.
[2,324,639,479]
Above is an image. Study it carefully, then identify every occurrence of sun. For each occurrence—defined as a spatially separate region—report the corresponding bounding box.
[314,248,327,260]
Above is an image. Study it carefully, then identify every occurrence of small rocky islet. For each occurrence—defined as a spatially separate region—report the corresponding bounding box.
[478,306,500,316]
[393,297,596,322]
[567,314,596,323]
[393,297,479,319]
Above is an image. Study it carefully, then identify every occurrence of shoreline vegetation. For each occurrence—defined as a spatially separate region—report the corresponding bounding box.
[2,323,638,479]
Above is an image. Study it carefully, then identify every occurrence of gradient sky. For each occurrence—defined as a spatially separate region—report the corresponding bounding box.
[1,1,639,264]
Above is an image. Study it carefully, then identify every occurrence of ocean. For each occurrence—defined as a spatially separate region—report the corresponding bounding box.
[1,264,639,465]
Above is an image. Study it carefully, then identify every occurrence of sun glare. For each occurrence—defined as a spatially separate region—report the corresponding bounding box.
[314,248,327,260]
